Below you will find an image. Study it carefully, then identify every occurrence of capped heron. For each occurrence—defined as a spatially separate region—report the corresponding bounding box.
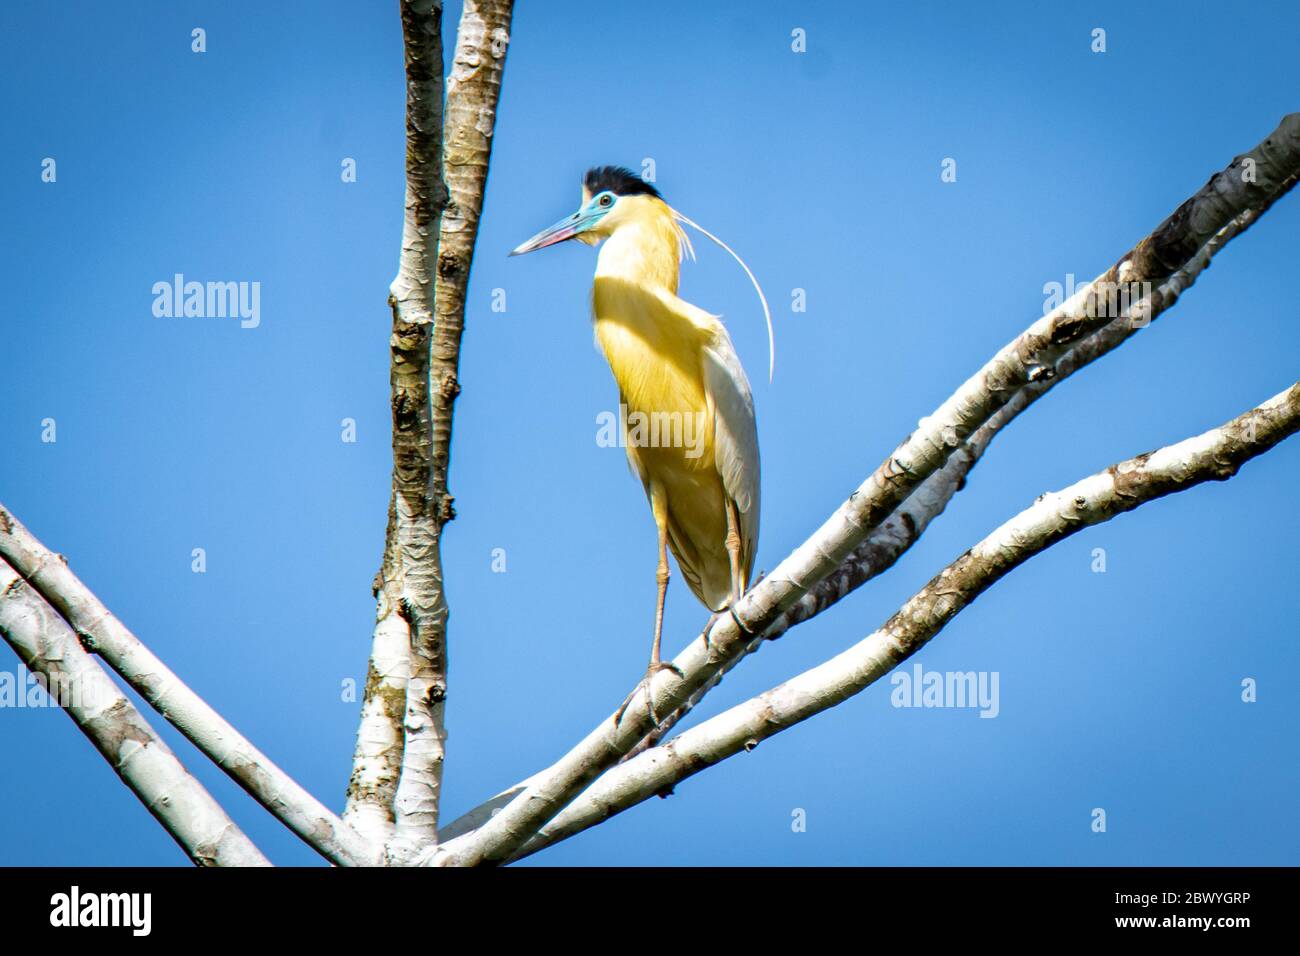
[511,166,770,712]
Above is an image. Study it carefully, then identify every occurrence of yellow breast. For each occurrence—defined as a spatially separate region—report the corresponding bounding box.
[594,280,707,425]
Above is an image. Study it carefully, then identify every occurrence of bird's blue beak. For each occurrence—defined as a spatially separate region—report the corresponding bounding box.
[509,202,607,256]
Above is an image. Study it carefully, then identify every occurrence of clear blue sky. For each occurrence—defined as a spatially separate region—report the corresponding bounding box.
[2,0,1297,866]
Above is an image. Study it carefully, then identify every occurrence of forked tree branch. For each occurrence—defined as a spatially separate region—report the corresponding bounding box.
[0,0,517,870]
[501,382,1300,858]
[393,0,513,859]
[0,504,379,866]
[350,0,515,864]
[0,554,270,867]
[431,113,1300,866]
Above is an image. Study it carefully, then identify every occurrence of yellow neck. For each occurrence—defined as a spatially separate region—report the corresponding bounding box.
[594,197,682,294]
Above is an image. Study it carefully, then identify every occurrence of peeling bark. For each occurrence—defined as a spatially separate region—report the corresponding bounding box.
[386,0,514,866]
[346,0,515,864]
[346,0,449,853]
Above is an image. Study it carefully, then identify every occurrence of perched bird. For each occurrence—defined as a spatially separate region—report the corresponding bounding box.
[511,166,770,705]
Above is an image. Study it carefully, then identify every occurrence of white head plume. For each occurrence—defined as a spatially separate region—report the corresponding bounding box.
[671,209,775,383]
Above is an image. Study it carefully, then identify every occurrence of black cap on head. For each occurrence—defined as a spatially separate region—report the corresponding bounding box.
[583,165,662,200]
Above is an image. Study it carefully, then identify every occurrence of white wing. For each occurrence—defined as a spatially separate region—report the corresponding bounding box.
[702,323,760,581]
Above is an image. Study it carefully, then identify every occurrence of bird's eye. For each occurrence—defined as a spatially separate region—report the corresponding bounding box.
[599,193,613,207]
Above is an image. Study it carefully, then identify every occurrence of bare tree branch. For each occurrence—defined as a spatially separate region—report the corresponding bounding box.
[391,0,513,863]
[348,0,515,864]
[344,0,448,856]
[0,555,271,867]
[499,381,1300,859]
[623,196,1267,758]
[0,504,379,866]
[344,500,410,847]
[430,113,1300,866]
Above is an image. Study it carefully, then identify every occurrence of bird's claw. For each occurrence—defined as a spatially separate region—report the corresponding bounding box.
[702,612,721,650]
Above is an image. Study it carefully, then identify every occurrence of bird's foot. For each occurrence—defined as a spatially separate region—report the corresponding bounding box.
[704,570,766,650]
[648,660,685,680]
[701,611,722,650]
[614,661,684,729]
[728,604,755,637]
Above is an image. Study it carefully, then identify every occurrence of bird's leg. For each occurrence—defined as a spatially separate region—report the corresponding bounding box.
[616,492,683,728]
[721,499,761,644]
[650,521,670,671]
[724,498,747,605]
[646,505,685,712]
[699,502,747,655]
